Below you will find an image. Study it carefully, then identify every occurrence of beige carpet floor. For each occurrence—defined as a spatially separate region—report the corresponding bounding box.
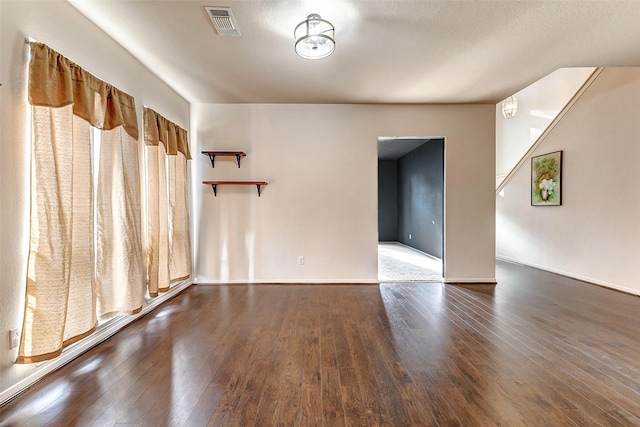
[378,242,443,282]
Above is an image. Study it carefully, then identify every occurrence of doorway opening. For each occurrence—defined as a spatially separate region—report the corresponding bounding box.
[377,137,444,282]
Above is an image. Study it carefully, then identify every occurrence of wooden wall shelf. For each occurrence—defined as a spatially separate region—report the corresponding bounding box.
[203,181,267,197]
[201,151,247,168]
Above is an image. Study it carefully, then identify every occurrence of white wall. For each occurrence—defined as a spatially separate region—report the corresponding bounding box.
[0,0,496,400]
[0,0,189,396]
[497,67,640,294]
[496,68,595,187]
[192,103,496,284]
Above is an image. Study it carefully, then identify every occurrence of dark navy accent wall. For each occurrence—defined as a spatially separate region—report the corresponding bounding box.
[378,160,398,241]
[397,139,444,258]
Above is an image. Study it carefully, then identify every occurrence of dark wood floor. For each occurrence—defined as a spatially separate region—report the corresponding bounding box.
[3,261,640,426]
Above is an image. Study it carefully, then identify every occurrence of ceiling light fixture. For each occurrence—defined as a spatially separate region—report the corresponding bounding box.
[294,13,335,59]
[501,95,518,119]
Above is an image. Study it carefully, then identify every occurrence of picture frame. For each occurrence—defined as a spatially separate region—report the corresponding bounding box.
[531,150,562,206]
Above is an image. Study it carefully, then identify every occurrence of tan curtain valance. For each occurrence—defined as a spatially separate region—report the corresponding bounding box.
[143,107,191,159]
[29,42,138,139]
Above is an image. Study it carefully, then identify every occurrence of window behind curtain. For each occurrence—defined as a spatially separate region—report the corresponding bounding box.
[143,107,191,297]
[18,42,144,363]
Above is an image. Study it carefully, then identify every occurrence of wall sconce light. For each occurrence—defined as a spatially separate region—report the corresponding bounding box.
[294,13,335,59]
[502,95,518,119]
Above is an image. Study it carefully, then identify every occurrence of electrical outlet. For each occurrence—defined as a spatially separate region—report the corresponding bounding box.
[298,256,304,265]
[9,329,20,350]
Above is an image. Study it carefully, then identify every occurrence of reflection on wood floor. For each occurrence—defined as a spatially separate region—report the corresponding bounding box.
[3,261,640,426]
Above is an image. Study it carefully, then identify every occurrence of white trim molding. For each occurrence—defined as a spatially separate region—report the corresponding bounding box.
[444,278,497,284]
[195,280,380,285]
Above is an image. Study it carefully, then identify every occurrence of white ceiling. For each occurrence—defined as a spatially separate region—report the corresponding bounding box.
[68,0,640,105]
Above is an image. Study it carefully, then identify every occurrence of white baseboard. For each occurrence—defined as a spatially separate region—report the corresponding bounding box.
[444,278,497,284]
[195,279,379,285]
[0,280,192,406]
[497,255,640,296]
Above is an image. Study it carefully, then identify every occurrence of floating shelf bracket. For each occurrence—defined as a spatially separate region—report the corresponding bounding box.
[203,181,268,197]
[201,151,247,168]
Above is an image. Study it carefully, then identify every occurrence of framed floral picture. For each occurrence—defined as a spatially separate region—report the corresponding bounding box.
[531,151,562,206]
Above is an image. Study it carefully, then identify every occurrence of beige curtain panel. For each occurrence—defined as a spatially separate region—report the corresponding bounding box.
[96,127,145,318]
[21,106,97,363]
[144,108,192,297]
[19,43,143,363]
[169,152,192,283]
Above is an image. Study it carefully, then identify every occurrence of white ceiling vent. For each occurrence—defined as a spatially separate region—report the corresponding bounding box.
[205,6,241,36]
